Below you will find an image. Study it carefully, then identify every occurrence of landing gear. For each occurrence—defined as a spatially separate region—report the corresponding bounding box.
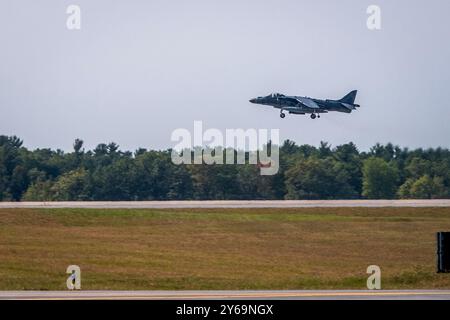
[280,112,286,119]
[310,114,317,119]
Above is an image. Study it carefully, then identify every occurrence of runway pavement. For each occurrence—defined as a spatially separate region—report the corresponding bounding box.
[0,200,449,209]
[2,290,450,300]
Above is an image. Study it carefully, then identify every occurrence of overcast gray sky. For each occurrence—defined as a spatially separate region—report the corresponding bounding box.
[1,0,449,152]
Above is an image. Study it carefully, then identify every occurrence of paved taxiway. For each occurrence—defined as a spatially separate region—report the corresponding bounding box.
[0,200,449,209]
[1,290,450,300]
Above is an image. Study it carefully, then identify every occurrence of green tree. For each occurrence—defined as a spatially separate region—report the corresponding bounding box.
[22,180,54,201]
[362,157,399,199]
[0,136,26,200]
[333,142,362,195]
[51,169,89,200]
[285,157,356,199]
[134,151,193,200]
[73,139,84,154]
[1,135,450,201]
[399,175,447,199]
[397,178,414,199]
[405,158,432,179]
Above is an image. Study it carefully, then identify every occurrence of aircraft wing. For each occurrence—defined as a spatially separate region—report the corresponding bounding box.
[296,97,320,109]
[278,96,320,109]
[283,97,320,109]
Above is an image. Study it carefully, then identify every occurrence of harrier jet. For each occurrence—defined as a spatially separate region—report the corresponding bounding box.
[249,90,359,119]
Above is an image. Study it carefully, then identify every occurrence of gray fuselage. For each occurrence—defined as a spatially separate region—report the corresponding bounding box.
[249,91,360,118]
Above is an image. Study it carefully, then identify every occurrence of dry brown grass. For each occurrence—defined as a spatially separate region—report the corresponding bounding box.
[1,207,450,290]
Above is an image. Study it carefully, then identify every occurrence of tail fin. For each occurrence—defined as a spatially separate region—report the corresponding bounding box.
[339,90,357,104]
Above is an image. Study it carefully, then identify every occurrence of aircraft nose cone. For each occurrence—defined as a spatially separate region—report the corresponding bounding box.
[249,98,257,103]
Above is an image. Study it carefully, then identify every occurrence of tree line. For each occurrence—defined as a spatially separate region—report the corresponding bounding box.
[0,135,449,201]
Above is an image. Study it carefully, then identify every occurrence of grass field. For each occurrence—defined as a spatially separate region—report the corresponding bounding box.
[1,207,450,290]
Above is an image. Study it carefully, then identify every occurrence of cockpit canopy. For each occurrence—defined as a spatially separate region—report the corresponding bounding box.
[255,93,285,100]
[262,93,285,99]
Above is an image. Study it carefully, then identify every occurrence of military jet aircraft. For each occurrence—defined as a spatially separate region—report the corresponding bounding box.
[249,90,359,119]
